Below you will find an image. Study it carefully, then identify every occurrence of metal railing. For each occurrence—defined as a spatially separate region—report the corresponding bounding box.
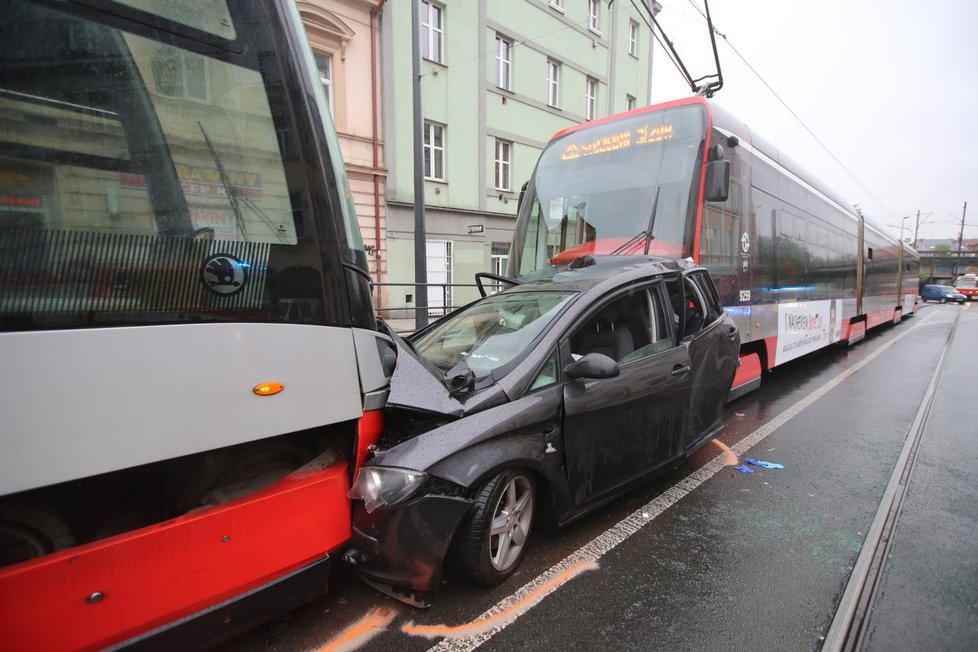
[372,281,485,332]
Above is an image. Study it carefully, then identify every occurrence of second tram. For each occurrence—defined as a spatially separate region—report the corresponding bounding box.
[509,96,919,398]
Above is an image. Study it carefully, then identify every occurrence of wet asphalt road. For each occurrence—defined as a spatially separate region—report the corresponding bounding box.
[219,303,978,652]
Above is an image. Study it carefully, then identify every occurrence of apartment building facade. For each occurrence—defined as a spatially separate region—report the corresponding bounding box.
[380,0,660,314]
[297,0,389,302]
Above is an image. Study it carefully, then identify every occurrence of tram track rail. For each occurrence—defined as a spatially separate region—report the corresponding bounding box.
[822,308,963,651]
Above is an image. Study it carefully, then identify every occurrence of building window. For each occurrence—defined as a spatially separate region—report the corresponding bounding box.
[587,0,600,33]
[490,242,510,293]
[494,139,512,191]
[152,48,209,101]
[628,20,639,57]
[423,121,445,181]
[495,35,512,90]
[626,94,636,111]
[314,52,333,112]
[585,78,597,120]
[421,1,444,64]
[549,0,563,12]
[427,240,453,315]
[547,60,560,108]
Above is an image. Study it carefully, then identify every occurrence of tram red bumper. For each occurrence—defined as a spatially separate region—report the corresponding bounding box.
[0,456,352,651]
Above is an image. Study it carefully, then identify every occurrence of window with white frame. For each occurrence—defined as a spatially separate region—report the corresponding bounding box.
[495,35,512,90]
[626,94,636,111]
[152,48,209,101]
[421,1,444,64]
[588,0,600,33]
[585,77,597,120]
[426,240,453,315]
[490,242,510,293]
[424,121,445,181]
[494,139,512,191]
[547,60,560,108]
[314,52,333,112]
[628,20,639,57]
[549,0,563,12]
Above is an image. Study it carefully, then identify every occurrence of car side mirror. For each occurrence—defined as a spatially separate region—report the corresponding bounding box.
[563,353,620,380]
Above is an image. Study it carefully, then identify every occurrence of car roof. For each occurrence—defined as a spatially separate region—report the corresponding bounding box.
[507,256,695,295]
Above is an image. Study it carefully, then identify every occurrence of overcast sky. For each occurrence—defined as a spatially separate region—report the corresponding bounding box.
[645,0,978,243]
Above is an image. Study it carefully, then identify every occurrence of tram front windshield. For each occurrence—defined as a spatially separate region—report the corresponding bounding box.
[0,0,364,331]
[511,104,707,277]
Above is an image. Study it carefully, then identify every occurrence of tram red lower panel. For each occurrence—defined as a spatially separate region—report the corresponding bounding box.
[866,306,895,330]
[0,460,352,651]
[730,352,762,400]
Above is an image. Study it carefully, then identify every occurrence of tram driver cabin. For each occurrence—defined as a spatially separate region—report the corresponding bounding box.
[508,96,919,398]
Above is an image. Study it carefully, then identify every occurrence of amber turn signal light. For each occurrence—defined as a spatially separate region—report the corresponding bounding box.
[253,382,284,396]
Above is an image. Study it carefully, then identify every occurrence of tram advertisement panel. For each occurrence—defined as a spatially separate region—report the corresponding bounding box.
[775,299,844,365]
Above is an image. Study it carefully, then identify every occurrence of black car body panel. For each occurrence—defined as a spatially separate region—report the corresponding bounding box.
[349,257,740,596]
[385,335,466,418]
[349,494,472,593]
[562,343,691,505]
[376,391,563,486]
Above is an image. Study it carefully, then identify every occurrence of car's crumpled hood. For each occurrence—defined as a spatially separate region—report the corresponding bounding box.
[385,331,465,418]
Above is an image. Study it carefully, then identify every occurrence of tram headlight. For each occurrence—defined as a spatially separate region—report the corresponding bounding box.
[349,466,427,513]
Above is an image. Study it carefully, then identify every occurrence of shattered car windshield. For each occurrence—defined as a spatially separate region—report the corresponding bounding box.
[411,291,575,378]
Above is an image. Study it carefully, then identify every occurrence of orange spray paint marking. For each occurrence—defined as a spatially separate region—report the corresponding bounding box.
[711,438,738,466]
[401,559,599,640]
[316,605,398,652]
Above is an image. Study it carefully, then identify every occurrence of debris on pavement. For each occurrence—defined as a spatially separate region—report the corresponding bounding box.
[745,458,785,469]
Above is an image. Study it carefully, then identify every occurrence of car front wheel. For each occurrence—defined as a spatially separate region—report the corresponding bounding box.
[940,297,947,304]
[451,469,535,587]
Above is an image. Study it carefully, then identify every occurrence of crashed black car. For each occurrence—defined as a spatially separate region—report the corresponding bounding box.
[346,256,739,603]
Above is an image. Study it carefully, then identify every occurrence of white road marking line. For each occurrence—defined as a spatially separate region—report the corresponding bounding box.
[426,312,939,652]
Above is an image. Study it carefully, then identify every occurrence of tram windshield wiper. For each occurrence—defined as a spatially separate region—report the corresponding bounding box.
[610,186,661,256]
[643,186,661,255]
[198,121,290,244]
[610,230,647,255]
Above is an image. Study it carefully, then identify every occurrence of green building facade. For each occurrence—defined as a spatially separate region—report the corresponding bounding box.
[381,0,659,316]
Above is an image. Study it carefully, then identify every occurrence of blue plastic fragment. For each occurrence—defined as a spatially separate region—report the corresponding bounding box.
[734,464,754,474]
[745,458,785,469]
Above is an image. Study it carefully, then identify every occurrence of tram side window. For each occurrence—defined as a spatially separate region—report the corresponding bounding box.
[780,212,793,238]
[699,181,740,272]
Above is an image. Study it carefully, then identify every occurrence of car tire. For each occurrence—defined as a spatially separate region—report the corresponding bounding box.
[940,297,947,304]
[451,469,535,588]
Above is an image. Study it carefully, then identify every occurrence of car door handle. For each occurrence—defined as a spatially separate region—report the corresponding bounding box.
[728,326,737,339]
[671,364,690,378]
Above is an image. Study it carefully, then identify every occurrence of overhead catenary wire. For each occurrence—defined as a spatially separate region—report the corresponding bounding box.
[657,0,898,222]
[630,0,692,93]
